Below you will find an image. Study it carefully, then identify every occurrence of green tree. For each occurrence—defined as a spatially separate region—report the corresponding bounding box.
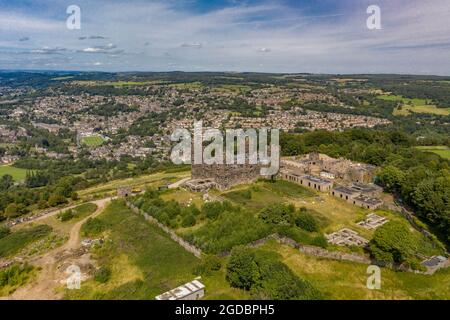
[370,221,416,265]
[295,208,318,232]
[259,203,296,226]
[377,165,406,192]
[48,194,67,207]
[181,214,196,227]
[226,246,260,290]
[0,175,13,191]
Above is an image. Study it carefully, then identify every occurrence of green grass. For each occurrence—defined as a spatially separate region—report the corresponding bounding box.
[65,200,202,299]
[0,263,36,296]
[212,84,252,94]
[0,165,29,182]
[0,224,52,258]
[260,240,450,300]
[65,200,249,300]
[57,203,98,222]
[72,80,168,87]
[222,180,314,211]
[168,82,203,90]
[81,135,106,147]
[71,203,98,217]
[378,94,450,116]
[415,146,450,160]
[51,76,74,81]
[78,170,190,199]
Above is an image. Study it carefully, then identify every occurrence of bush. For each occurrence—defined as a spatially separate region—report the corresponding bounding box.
[94,266,111,283]
[0,263,34,291]
[311,235,328,248]
[181,214,196,227]
[226,247,323,300]
[186,211,271,254]
[194,255,222,275]
[202,201,227,220]
[71,192,79,201]
[226,247,260,290]
[255,260,323,300]
[81,218,106,237]
[295,210,318,232]
[370,221,416,265]
[48,194,68,207]
[0,226,10,239]
[0,225,52,257]
[57,209,74,222]
[259,203,296,226]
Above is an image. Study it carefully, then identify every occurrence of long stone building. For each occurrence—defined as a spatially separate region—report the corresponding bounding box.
[279,152,384,209]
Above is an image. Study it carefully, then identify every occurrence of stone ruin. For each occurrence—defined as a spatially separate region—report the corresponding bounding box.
[325,228,369,247]
[357,213,388,229]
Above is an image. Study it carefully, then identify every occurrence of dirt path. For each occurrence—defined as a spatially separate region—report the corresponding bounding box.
[2,198,111,300]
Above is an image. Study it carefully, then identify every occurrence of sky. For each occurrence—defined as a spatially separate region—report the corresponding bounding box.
[0,0,450,75]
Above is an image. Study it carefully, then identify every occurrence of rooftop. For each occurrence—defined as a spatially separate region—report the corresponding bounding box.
[155,280,205,300]
[303,175,332,185]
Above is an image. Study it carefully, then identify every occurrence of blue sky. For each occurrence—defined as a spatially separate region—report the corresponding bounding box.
[0,0,449,74]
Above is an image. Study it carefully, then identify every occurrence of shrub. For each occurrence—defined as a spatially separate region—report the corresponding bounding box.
[226,247,323,300]
[181,214,196,227]
[58,209,74,222]
[194,255,222,275]
[255,260,323,300]
[81,218,106,237]
[71,192,79,201]
[0,225,52,257]
[94,266,111,283]
[295,210,318,232]
[0,263,34,290]
[259,203,296,226]
[48,194,68,207]
[0,226,10,239]
[226,246,260,290]
[311,235,328,248]
[370,221,416,265]
[186,211,271,254]
[202,202,226,220]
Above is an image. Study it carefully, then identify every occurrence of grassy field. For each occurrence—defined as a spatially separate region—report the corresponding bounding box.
[212,84,252,94]
[260,240,450,300]
[64,200,247,300]
[215,179,442,256]
[39,203,98,234]
[220,180,315,211]
[0,263,36,296]
[72,80,168,87]
[415,146,450,160]
[0,225,52,258]
[378,94,450,116]
[78,170,190,199]
[168,82,203,90]
[0,165,28,181]
[81,135,106,147]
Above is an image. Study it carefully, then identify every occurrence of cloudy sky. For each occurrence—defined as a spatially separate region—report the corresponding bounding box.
[0,0,449,74]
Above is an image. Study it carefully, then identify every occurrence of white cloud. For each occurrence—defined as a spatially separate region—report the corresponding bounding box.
[0,0,449,74]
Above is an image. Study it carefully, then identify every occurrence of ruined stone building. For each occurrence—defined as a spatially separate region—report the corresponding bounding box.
[279,152,384,209]
[281,152,376,184]
[191,162,263,190]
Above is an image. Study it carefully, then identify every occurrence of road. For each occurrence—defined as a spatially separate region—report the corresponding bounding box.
[2,197,112,300]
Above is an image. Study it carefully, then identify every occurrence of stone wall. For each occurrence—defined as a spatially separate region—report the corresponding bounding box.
[192,163,262,190]
[126,202,202,258]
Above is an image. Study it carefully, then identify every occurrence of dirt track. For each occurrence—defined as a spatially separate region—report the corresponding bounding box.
[2,198,111,300]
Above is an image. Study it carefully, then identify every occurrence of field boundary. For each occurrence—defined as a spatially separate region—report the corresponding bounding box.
[125,201,202,258]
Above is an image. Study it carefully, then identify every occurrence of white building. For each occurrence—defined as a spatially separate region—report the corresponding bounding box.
[155,280,205,300]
